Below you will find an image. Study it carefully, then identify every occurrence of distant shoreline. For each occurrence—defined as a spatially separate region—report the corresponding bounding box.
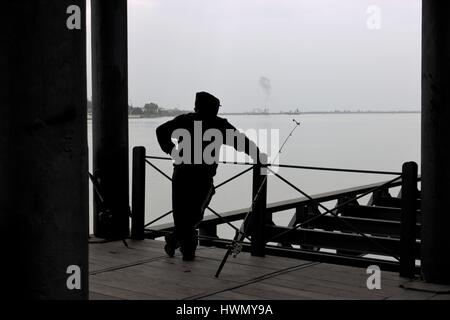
[87,110,420,120]
[219,111,421,115]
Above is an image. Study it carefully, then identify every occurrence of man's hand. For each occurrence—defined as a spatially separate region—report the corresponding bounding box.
[257,152,268,166]
[256,152,268,175]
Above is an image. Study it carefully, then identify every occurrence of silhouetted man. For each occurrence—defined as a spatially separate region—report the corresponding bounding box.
[156,92,265,261]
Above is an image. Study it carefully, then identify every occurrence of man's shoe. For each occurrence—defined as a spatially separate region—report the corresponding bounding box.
[180,247,196,261]
[182,252,196,261]
[164,234,178,257]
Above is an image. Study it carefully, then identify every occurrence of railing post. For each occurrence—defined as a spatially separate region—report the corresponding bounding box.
[251,164,267,257]
[199,224,218,247]
[131,146,146,240]
[400,161,418,278]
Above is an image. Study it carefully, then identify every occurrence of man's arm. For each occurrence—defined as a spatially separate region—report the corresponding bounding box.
[156,115,186,155]
[222,120,266,164]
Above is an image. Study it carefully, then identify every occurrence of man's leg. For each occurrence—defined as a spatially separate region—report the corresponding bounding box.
[181,177,214,260]
[171,167,200,260]
[164,233,178,257]
[166,168,188,257]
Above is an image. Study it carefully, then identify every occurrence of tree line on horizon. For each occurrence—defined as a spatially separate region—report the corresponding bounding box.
[87,100,189,117]
[87,101,420,116]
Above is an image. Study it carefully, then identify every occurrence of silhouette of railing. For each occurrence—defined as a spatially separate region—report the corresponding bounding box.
[130,146,421,277]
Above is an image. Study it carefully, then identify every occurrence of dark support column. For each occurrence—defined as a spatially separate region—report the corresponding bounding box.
[251,165,267,257]
[421,1,450,284]
[91,0,130,239]
[0,1,88,298]
[400,162,418,278]
[131,147,146,240]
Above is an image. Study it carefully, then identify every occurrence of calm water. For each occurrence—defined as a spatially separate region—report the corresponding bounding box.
[87,113,420,236]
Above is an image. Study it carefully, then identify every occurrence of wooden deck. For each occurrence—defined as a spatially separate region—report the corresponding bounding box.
[89,239,450,300]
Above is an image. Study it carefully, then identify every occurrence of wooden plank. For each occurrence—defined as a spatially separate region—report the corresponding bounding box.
[90,240,167,256]
[400,280,450,293]
[200,290,267,300]
[89,247,164,262]
[270,264,408,298]
[90,281,162,300]
[263,272,399,299]
[300,214,409,237]
[89,261,110,273]
[89,254,169,275]
[138,257,276,285]
[90,268,204,299]
[344,205,421,223]
[282,263,405,289]
[265,179,404,214]
[373,197,420,209]
[266,225,416,257]
[430,294,450,300]
[89,291,122,300]
[387,290,436,300]
[312,263,404,282]
[196,247,309,271]
[235,281,344,300]
[89,239,182,274]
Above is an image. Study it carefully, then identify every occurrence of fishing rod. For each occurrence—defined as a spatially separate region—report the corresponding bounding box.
[215,119,301,278]
[88,172,129,248]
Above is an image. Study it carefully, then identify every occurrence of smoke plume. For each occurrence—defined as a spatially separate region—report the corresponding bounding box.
[259,76,271,98]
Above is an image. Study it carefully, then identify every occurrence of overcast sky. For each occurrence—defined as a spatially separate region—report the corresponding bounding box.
[87,0,421,112]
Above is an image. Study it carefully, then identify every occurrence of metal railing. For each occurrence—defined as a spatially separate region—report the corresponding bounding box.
[130,146,421,277]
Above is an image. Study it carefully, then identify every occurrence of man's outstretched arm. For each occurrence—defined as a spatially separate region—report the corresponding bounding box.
[222,120,266,164]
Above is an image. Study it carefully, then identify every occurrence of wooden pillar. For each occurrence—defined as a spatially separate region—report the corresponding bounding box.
[91,0,130,239]
[400,162,418,278]
[421,1,450,284]
[131,147,146,240]
[0,1,88,298]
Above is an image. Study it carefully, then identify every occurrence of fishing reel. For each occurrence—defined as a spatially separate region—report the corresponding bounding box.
[230,240,243,258]
[98,208,113,225]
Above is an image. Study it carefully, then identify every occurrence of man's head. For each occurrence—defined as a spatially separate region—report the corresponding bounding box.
[194,91,220,117]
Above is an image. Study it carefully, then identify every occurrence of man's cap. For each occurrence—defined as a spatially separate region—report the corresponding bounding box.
[195,91,221,109]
